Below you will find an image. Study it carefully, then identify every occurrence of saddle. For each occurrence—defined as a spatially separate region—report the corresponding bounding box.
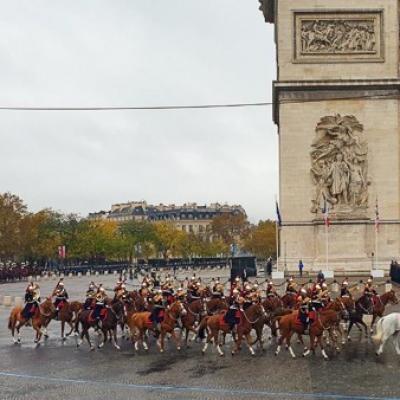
[146,310,165,328]
[88,308,108,323]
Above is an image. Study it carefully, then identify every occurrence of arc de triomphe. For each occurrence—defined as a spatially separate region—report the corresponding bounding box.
[259,0,400,272]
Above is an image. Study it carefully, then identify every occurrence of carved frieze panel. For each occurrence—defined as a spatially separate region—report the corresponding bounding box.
[310,114,369,219]
[294,11,384,63]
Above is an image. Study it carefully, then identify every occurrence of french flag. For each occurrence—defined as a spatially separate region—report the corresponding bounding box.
[322,201,330,227]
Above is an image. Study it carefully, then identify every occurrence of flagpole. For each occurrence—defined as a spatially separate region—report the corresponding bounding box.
[375,197,378,270]
[275,220,279,272]
[325,222,329,270]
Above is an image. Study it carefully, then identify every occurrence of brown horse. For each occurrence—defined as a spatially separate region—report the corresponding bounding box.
[51,300,83,340]
[8,297,55,344]
[181,299,206,346]
[370,290,398,333]
[128,301,187,353]
[199,304,266,356]
[275,308,340,360]
[281,293,298,309]
[76,299,124,351]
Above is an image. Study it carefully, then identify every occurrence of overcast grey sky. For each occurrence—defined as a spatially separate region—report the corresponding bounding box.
[0,1,277,223]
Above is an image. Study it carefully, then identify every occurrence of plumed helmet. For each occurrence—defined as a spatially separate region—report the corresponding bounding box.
[142,282,147,288]
[322,283,327,289]
[100,287,105,293]
[315,284,321,291]
[121,284,126,289]
[367,278,372,283]
[343,280,348,286]
[235,277,240,282]
[58,282,64,287]
[233,288,239,295]
[245,284,251,291]
[300,288,307,295]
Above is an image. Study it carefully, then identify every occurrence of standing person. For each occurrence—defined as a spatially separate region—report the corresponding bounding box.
[298,259,304,277]
[266,257,272,277]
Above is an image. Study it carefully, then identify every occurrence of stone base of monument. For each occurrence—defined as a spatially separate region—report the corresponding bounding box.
[272,271,284,279]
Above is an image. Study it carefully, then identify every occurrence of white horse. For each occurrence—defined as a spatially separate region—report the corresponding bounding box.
[372,313,400,356]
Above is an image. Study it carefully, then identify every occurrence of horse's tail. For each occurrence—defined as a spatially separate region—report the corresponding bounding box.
[372,317,384,343]
[8,312,14,331]
[197,316,209,340]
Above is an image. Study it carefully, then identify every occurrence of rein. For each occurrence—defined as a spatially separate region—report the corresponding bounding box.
[241,305,264,325]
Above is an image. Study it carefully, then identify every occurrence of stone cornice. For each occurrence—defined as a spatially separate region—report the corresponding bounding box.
[272,79,400,125]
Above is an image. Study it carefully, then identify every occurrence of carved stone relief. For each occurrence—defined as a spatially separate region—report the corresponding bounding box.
[294,11,383,63]
[310,114,369,218]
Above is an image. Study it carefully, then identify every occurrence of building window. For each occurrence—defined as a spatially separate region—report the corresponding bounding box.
[182,225,186,232]
[189,225,193,233]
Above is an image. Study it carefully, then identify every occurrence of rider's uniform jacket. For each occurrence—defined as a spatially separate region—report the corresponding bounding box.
[286,281,297,294]
[95,291,106,305]
[54,288,68,301]
[25,285,35,303]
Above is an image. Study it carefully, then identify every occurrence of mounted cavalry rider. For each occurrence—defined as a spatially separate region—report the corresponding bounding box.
[150,291,165,331]
[242,283,253,309]
[22,280,41,320]
[251,283,261,303]
[224,288,244,332]
[266,280,277,297]
[161,279,175,305]
[286,277,297,296]
[297,287,311,330]
[84,281,97,310]
[364,276,377,296]
[93,286,107,327]
[211,282,225,299]
[187,282,201,303]
[340,278,351,297]
[52,279,69,319]
[114,277,126,299]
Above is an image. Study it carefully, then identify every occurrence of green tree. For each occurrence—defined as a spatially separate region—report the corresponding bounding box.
[243,220,276,259]
[0,193,27,261]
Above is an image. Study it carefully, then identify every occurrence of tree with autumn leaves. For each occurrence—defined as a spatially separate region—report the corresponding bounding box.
[0,192,276,263]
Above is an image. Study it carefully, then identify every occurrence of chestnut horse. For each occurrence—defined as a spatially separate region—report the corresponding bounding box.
[370,290,398,333]
[51,300,83,340]
[181,299,206,346]
[128,301,187,353]
[275,308,340,360]
[8,297,55,344]
[76,299,124,351]
[199,303,266,356]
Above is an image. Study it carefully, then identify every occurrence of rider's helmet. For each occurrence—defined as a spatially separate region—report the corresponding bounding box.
[315,284,321,291]
[232,288,239,296]
[300,287,307,295]
[322,282,328,289]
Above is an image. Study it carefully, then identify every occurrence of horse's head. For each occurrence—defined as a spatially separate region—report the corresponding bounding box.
[388,290,399,304]
[170,301,186,318]
[42,297,56,314]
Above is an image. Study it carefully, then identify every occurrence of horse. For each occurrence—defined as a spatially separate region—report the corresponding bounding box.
[370,290,398,333]
[281,292,298,309]
[181,299,206,346]
[128,301,187,353]
[205,297,229,314]
[373,312,400,356]
[262,296,292,338]
[275,308,340,360]
[199,303,265,356]
[347,294,374,340]
[76,299,124,351]
[8,297,55,344]
[51,300,83,340]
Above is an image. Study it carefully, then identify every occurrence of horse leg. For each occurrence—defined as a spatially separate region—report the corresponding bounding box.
[111,328,120,350]
[159,331,165,353]
[202,329,213,354]
[245,333,255,356]
[61,320,66,341]
[376,329,390,356]
[216,329,224,356]
[170,329,181,351]
[318,335,329,360]
[392,331,400,355]
[85,329,94,351]
[66,320,74,337]
[360,320,369,339]
[370,314,377,334]
[347,320,354,340]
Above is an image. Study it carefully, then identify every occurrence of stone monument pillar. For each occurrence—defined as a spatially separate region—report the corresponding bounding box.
[259,0,400,272]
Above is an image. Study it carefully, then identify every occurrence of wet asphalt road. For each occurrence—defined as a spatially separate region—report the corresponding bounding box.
[0,275,400,400]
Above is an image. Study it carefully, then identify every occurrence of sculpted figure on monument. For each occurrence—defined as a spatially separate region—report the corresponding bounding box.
[310,114,368,216]
[300,19,376,54]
